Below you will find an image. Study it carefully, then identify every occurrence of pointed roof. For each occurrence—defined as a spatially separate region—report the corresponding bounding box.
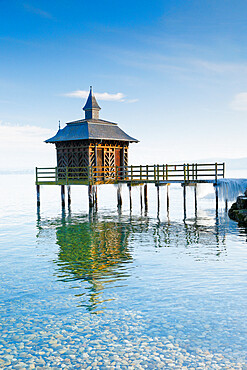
[83,86,101,111]
[45,119,139,143]
[45,86,139,144]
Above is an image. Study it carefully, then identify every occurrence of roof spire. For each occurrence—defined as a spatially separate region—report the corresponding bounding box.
[83,86,101,120]
[58,120,61,130]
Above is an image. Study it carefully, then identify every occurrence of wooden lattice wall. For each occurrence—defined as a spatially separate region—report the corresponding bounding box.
[56,140,129,179]
[56,141,89,168]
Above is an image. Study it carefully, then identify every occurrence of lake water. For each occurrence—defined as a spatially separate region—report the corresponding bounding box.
[0,174,247,369]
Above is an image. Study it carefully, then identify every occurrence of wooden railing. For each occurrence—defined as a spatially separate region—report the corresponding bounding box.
[36,163,225,185]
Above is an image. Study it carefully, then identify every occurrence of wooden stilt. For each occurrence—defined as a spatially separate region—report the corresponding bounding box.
[94,186,98,210]
[167,185,170,217]
[88,185,94,208]
[225,199,228,212]
[37,204,41,223]
[117,184,122,208]
[36,185,40,207]
[144,184,148,211]
[183,184,187,220]
[61,185,65,208]
[194,184,197,216]
[215,185,219,217]
[157,185,160,213]
[128,184,132,210]
[140,186,143,210]
[67,185,71,206]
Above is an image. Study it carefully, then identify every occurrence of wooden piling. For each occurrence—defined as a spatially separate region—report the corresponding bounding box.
[88,185,94,208]
[117,184,122,208]
[128,184,132,210]
[183,184,187,219]
[215,185,219,217]
[94,186,98,210]
[167,184,170,216]
[67,185,71,206]
[36,185,40,207]
[140,186,143,210]
[157,185,160,213]
[144,184,148,211]
[225,199,228,212]
[61,185,65,207]
[194,184,197,216]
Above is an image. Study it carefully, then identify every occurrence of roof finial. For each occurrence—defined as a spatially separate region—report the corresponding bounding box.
[83,86,101,119]
[58,120,61,130]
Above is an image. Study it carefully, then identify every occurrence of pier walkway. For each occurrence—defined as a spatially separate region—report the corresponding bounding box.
[36,163,225,186]
[36,163,225,216]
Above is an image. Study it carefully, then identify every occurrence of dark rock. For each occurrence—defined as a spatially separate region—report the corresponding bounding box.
[236,196,247,209]
[228,205,238,221]
[228,188,247,224]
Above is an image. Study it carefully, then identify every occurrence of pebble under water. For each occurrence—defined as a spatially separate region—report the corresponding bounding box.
[0,174,247,369]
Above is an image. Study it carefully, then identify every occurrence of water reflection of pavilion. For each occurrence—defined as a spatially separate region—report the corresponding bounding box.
[36,211,228,313]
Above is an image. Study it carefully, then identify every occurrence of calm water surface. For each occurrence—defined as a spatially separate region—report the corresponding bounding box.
[0,174,247,369]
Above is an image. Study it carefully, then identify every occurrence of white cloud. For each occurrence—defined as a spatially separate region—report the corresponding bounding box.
[230,92,247,111]
[64,90,125,102]
[0,122,55,170]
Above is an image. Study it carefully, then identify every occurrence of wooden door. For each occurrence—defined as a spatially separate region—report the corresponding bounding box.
[115,149,121,167]
[115,148,122,179]
[97,148,104,180]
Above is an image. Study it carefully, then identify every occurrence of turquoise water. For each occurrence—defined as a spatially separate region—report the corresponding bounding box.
[0,174,247,369]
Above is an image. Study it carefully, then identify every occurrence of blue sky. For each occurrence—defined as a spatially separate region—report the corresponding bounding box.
[1,0,247,169]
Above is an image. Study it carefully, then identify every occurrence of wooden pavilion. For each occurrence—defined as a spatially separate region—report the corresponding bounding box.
[45,87,139,179]
[36,87,225,213]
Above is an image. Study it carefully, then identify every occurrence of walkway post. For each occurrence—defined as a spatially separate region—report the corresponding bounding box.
[167,184,170,216]
[128,184,132,210]
[88,185,94,208]
[94,186,98,210]
[194,184,197,216]
[67,185,71,206]
[36,185,40,207]
[225,199,228,212]
[215,185,219,217]
[140,185,143,210]
[183,184,187,219]
[144,184,148,211]
[157,185,160,213]
[61,185,65,208]
[117,184,122,208]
